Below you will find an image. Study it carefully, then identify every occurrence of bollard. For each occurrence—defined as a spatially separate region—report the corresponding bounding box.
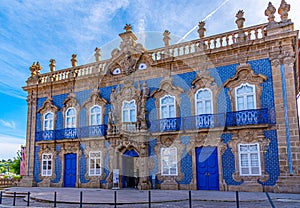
[54,191,57,207]
[0,191,2,204]
[265,192,275,208]
[27,192,30,207]
[235,191,239,208]
[13,192,16,206]
[114,191,117,208]
[148,190,151,208]
[80,191,83,208]
[189,190,192,208]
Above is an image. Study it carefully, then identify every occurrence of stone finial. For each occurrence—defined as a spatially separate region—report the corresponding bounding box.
[197,21,206,38]
[29,62,42,76]
[278,0,290,22]
[163,30,171,47]
[265,2,276,23]
[124,24,132,32]
[49,59,56,72]
[94,47,101,62]
[235,10,245,29]
[71,54,77,67]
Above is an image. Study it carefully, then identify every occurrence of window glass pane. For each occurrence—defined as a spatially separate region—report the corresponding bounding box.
[169,105,175,117]
[240,154,248,167]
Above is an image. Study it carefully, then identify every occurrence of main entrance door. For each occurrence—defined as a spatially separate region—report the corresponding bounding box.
[196,147,219,190]
[122,149,139,188]
[64,153,77,187]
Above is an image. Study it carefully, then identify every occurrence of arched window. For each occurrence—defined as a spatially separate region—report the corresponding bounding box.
[195,88,213,115]
[122,100,136,122]
[65,107,76,128]
[44,112,54,130]
[235,83,256,111]
[160,95,176,119]
[90,105,102,125]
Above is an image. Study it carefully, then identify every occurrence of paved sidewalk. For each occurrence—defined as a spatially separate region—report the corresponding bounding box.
[0,187,300,207]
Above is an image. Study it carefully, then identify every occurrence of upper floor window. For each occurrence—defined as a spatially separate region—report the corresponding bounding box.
[160,95,176,119]
[122,100,136,122]
[65,107,76,128]
[161,147,178,176]
[41,153,52,176]
[238,143,261,176]
[44,112,54,130]
[89,151,101,176]
[90,105,102,125]
[235,83,256,111]
[195,88,213,115]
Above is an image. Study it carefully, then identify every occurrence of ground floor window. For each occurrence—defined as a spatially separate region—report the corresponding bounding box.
[238,143,261,176]
[89,151,101,176]
[161,147,178,176]
[42,153,52,176]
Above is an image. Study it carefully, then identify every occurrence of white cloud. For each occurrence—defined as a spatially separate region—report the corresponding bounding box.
[0,119,16,129]
[0,134,25,160]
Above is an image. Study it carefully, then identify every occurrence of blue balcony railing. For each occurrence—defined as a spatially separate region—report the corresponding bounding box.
[183,113,225,130]
[35,130,55,141]
[80,125,107,137]
[149,117,181,132]
[35,125,107,142]
[226,108,269,126]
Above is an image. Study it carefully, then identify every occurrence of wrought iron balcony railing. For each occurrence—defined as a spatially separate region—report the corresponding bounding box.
[226,108,269,126]
[149,117,181,132]
[35,109,271,141]
[35,125,107,142]
[182,113,225,130]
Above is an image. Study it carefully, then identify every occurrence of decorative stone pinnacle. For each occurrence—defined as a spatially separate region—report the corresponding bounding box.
[278,0,290,22]
[265,2,276,23]
[49,59,56,72]
[235,10,245,29]
[71,54,77,67]
[124,24,132,32]
[29,61,42,76]
[94,47,101,62]
[197,21,206,38]
[163,30,171,46]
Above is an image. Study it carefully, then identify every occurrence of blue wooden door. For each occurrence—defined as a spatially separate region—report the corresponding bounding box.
[196,147,219,190]
[64,153,77,187]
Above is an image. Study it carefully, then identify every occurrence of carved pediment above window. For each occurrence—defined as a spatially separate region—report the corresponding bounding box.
[224,64,267,89]
[224,64,267,110]
[38,97,59,115]
[83,89,107,109]
[62,92,80,113]
[151,76,184,99]
[160,135,176,147]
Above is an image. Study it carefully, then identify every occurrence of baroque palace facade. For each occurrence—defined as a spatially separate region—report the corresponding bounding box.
[22,1,300,192]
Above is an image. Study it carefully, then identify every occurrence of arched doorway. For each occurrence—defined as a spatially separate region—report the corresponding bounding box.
[122,149,139,188]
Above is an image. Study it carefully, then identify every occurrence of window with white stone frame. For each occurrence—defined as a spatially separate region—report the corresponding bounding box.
[41,153,52,176]
[238,143,261,176]
[161,147,178,176]
[43,112,54,130]
[90,105,102,125]
[195,88,213,115]
[235,83,256,111]
[160,95,176,119]
[65,107,76,128]
[89,151,101,176]
[122,100,137,122]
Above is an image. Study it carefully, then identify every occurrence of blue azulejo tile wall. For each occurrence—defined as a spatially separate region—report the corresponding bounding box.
[51,145,62,183]
[221,133,243,186]
[259,130,280,186]
[177,136,192,185]
[33,146,41,183]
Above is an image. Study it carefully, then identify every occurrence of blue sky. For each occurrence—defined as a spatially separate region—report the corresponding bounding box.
[0,0,299,160]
